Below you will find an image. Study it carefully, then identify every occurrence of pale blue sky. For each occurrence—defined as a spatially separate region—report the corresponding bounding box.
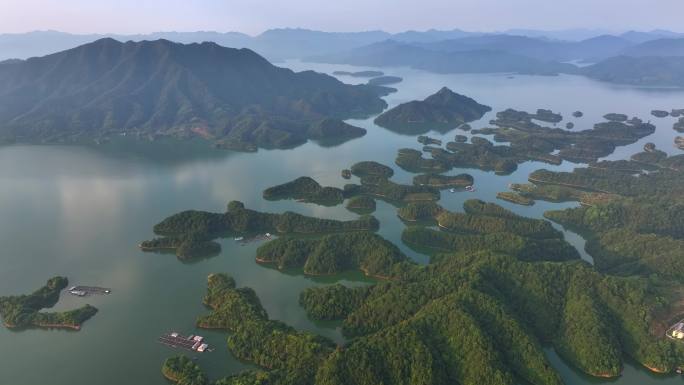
[1,0,682,35]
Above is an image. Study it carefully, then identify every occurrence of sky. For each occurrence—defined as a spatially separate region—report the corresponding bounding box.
[1,0,683,35]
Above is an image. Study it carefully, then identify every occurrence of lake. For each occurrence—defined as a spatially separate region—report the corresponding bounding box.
[0,60,683,385]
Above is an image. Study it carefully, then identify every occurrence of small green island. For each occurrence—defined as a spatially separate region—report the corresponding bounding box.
[140,201,379,260]
[374,87,492,135]
[349,160,394,178]
[0,277,98,331]
[573,110,583,118]
[263,176,345,205]
[496,191,535,205]
[652,110,670,118]
[412,173,473,188]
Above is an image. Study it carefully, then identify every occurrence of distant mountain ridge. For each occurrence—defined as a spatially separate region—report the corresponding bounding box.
[0,38,388,149]
[2,28,683,62]
[308,40,578,76]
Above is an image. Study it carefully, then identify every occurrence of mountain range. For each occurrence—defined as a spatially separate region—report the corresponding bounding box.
[0,38,388,149]
[2,28,684,62]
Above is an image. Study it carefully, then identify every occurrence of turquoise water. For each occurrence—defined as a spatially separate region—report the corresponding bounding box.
[0,61,683,384]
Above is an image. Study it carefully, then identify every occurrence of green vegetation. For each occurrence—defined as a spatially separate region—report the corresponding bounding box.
[413,173,473,188]
[0,39,388,149]
[300,284,370,321]
[395,148,450,173]
[652,110,669,118]
[263,177,344,205]
[0,277,98,330]
[506,182,616,206]
[417,135,442,146]
[196,273,334,385]
[525,153,684,280]
[255,232,406,277]
[355,174,440,203]
[436,202,563,239]
[397,201,444,222]
[374,87,491,135]
[565,122,574,129]
[402,227,578,262]
[454,134,467,142]
[496,191,534,206]
[345,195,376,213]
[141,201,379,260]
[397,200,578,261]
[573,111,583,118]
[300,252,683,381]
[349,160,394,178]
[476,108,656,164]
[162,356,208,385]
[140,235,221,261]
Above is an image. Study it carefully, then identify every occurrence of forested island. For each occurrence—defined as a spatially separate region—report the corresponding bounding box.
[0,39,389,150]
[140,201,379,260]
[412,173,473,188]
[255,232,406,277]
[349,172,441,203]
[0,277,98,330]
[349,160,395,178]
[345,195,376,213]
[374,87,492,134]
[263,177,345,205]
[399,200,579,262]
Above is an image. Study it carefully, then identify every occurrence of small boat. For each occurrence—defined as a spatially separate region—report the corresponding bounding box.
[234,237,244,241]
[449,188,456,193]
[465,185,475,192]
[677,368,683,374]
[69,290,87,297]
[265,233,272,238]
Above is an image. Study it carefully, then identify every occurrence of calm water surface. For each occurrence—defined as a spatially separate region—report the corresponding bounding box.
[0,61,683,385]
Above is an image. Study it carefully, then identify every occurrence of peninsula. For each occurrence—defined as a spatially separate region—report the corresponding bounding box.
[0,277,98,330]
